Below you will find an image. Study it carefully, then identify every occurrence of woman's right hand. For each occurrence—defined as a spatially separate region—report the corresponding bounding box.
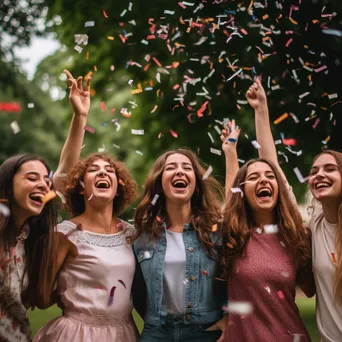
[246,77,267,111]
[220,119,241,155]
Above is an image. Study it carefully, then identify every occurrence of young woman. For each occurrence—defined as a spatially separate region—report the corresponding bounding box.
[0,70,91,342]
[33,153,140,342]
[247,78,342,340]
[132,148,227,342]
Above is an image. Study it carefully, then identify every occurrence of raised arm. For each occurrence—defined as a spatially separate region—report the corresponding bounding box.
[246,78,287,182]
[221,119,241,199]
[53,70,91,191]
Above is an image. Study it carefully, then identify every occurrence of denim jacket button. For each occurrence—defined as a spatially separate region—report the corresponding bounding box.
[189,275,197,281]
[187,247,194,252]
[185,313,192,321]
[187,302,193,308]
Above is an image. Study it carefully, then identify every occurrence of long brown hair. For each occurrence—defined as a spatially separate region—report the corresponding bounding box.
[221,158,311,271]
[62,153,139,216]
[133,148,224,256]
[312,150,342,303]
[0,155,58,308]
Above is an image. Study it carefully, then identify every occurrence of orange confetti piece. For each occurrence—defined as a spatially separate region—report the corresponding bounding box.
[331,253,337,263]
[118,179,125,186]
[289,17,298,25]
[121,112,132,118]
[131,83,143,94]
[102,9,108,18]
[274,113,289,125]
[94,65,97,72]
[262,14,269,20]
[42,191,56,204]
[107,36,115,40]
[212,224,217,232]
[172,61,180,68]
[86,52,89,60]
[84,71,93,80]
[151,105,158,113]
[325,136,331,143]
[169,129,178,138]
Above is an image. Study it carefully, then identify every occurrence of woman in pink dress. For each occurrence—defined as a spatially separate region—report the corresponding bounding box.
[33,153,140,342]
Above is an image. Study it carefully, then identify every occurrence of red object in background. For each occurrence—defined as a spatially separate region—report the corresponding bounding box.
[282,138,296,146]
[0,102,21,113]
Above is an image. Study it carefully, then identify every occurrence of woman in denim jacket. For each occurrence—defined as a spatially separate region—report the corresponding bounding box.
[132,148,227,342]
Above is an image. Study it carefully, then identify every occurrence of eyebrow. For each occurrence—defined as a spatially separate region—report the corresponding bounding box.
[165,162,193,167]
[311,163,338,169]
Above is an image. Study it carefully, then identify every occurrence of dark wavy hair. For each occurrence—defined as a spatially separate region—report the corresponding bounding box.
[132,148,224,257]
[221,158,311,271]
[62,153,139,216]
[311,150,342,303]
[0,154,58,308]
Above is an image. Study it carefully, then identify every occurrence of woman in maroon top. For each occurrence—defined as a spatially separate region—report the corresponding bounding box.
[220,156,314,342]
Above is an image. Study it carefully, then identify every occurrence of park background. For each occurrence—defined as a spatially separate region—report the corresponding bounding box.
[2,0,342,340]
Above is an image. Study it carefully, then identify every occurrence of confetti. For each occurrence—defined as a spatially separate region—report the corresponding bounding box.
[264,224,278,234]
[41,190,56,204]
[0,203,10,217]
[231,187,243,197]
[331,253,337,263]
[151,194,159,205]
[273,113,288,125]
[55,191,66,204]
[27,103,34,109]
[223,301,253,315]
[169,129,178,138]
[10,121,20,134]
[212,224,217,232]
[84,21,95,27]
[202,165,213,180]
[251,140,261,149]
[84,125,96,134]
[210,148,222,156]
[88,193,94,201]
[277,290,285,299]
[131,129,144,135]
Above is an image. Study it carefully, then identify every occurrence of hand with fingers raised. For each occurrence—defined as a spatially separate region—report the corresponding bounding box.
[246,77,267,111]
[220,119,241,155]
[64,69,91,117]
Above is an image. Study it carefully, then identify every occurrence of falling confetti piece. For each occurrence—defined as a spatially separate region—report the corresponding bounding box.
[169,129,178,138]
[151,194,159,205]
[231,187,243,197]
[264,224,278,234]
[277,290,285,299]
[210,148,222,156]
[85,21,95,27]
[102,9,108,18]
[212,224,217,232]
[56,191,66,204]
[84,125,96,134]
[274,113,289,125]
[10,121,20,134]
[131,129,144,135]
[251,140,261,149]
[202,166,213,180]
[88,193,94,201]
[0,203,10,217]
[42,191,56,204]
[331,253,337,263]
[223,301,253,315]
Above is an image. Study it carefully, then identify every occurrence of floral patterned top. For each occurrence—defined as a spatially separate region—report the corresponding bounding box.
[0,224,31,342]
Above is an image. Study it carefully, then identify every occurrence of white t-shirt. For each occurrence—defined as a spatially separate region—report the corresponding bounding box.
[310,202,342,342]
[161,230,186,314]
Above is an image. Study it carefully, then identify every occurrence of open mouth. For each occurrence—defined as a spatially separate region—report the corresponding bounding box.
[315,182,331,190]
[95,180,110,189]
[172,179,188,189]
[256,187,272,198]
[29,192,44,203]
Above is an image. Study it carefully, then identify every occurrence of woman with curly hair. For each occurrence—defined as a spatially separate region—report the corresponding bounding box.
[132,147,228,342]
[33,153,140,342]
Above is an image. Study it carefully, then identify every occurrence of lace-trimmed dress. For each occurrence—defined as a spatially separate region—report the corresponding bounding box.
[33,220,139,342]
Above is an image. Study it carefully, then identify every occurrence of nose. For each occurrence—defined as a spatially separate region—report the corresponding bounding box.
[98,169,107,177]
[37,180,49,192]
[315,168,325,179]
[259,175,269,184]
[176,168,184,176]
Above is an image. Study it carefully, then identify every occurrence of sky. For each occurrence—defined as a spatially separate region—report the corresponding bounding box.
[14,37,60,80]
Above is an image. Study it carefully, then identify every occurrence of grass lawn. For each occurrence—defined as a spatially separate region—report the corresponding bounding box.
[29,298,319,340]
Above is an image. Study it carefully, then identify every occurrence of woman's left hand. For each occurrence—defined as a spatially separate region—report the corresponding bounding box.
[206,315,227,342]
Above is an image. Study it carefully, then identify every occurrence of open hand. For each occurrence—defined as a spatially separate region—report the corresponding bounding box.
[220,119,241,154]
[64,69,91,117]
[246,77,266,110]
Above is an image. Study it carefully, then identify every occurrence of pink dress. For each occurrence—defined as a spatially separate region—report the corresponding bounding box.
[33,220,139,342]
[225,230,311,342]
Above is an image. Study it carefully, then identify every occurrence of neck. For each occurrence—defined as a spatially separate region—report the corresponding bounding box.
[253,210,276,229]
[321,199,340,224]
[81,202,116,233]
[10,207,28,235]
[165,200,191,232]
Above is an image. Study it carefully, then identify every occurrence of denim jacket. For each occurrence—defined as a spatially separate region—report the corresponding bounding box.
[133,223,226,325]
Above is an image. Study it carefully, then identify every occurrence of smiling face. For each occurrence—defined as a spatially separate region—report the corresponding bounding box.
[244,161,279,214]
[161,153,196,205]
[309,153,342,202]
[11,160,52,218]
[82,158,118,202]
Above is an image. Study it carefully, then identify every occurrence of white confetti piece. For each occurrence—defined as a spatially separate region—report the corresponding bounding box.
[264,224,279,234]
[207,132,214,144]
[210,148,222,156]
[202,165,213,180]
[136,151,143,156]
[74,45,83,53]
[87,193,94,201]
[0,203,10,217]
[281,271,290,278]
[328,93,338,99]
[164,10,175,15]
[56,191,66,204]
[27,103,34,108]
[223,301,253,315]
[293,167,307,183]
[256,227,262,234]
[85,21,95,27]
[131,129,144,135]
[151,194,159,205]
[74,34,89,45]
[231,187,243,197]
[251,140,261,149]
[10,121,20,134]
[80,181,85,188]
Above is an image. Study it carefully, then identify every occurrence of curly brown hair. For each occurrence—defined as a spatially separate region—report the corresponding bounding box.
[62,153,139,216]
[132,148,224,257]
[221,158,311,271]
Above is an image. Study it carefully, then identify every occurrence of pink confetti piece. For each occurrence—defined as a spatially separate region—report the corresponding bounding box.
[231,187,243,197]
[251,140,261,149]
[84,125,96,134]
[151,194,159,205]
[314,65,327,73]
[151,105,158,113]
[312,118,320,129]
[277,290,285,299]
[87,193,94,201]
[108,286,116,306]
[169,129,178,138]
[282,138,296,146]
[100,102,106,112]
[285,38,293,47]
[152,57,162,67]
